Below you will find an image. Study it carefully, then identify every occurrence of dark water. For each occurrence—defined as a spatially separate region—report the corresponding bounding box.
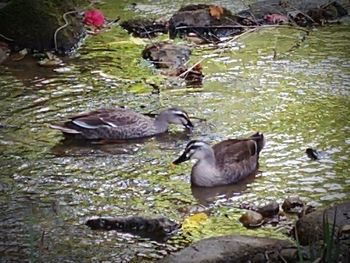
[0,1,349,262]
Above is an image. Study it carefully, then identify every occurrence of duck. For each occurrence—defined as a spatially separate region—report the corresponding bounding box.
[172,132,265,187]
[305,148,319,160]
[50,107,193,140]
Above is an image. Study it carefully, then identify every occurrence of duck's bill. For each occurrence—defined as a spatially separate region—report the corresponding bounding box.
[172,151,190,164]
[184,120,194,130]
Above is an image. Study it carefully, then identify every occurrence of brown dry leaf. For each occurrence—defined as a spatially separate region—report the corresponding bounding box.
[209,5,224,20]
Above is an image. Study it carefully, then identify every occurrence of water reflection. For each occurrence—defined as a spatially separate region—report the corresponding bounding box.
[51,130,192,156]
[191,173,258,206]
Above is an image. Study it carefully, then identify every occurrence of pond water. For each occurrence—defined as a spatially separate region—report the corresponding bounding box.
[1,1,350,262]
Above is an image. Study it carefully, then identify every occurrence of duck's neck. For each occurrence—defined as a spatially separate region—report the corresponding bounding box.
[191,150,220,187]
[153,114,169,132]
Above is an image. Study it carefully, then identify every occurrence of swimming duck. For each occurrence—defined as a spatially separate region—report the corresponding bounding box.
[173,132,265,187]
[50,107,193,140]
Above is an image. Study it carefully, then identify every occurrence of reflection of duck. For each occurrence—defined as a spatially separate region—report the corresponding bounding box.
[191,173,257,205]
[50,107,193,140]
[173,132,265,187]
[51,130,193,157]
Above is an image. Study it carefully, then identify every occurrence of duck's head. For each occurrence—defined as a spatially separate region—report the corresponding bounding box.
[159,107,194,130]
[306,148,319,160]
[173,140,211,164]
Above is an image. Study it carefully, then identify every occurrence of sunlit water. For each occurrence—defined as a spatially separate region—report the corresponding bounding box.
[0,1,349,262]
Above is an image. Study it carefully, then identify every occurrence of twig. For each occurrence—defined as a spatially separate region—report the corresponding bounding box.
[0,33,14,42]
[178,58,205,78]
[54,10,78,51]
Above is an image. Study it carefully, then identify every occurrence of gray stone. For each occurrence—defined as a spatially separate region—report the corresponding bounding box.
[295,201,350,262]
[295,201,350,245]
[159,235,296,263]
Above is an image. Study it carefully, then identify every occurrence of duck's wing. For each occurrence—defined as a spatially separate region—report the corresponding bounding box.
[69,108,147,129]
[213,139,257,167]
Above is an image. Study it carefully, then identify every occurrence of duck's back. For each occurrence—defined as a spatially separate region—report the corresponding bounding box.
[64,108,155,140]
[213,137,262,184]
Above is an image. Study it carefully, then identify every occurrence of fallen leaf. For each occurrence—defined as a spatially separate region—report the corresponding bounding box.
[209,6,224,20]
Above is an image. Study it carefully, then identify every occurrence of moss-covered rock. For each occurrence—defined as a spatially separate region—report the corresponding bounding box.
[0,0,88,52]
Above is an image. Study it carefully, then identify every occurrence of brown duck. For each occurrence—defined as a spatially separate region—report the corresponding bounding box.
[50,107,193,140]
[173,132,265,187]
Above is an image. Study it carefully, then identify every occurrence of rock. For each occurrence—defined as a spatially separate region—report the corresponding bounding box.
[0,0,87,53]
[294,201,350,262]
[0,41,9,64]
[282,196,304,214]
[86,216,179,242]
[159,235,297,263]
[295,201,350,244]
[168,4,247,42]
[141,42,203,86]
[142,42,191,69]
[239,211,264,228]
[257,201,280,218]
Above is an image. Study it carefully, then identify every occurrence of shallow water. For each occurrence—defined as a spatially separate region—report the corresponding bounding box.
[1,1,350,262]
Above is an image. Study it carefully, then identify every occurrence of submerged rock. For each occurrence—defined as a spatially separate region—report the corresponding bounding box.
[159,235,297,263]
[86,216,180,242]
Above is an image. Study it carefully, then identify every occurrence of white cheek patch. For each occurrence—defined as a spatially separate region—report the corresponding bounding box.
[186,149,196,158]
[191,142,207,148]
[173,110,185,116]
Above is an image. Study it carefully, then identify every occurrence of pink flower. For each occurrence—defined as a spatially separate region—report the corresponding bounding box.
[83,9,105,27]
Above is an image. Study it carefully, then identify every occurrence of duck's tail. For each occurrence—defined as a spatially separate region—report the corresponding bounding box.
[250,132,265,154]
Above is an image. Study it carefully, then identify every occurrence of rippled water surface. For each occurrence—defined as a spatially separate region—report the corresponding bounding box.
[1,1,350,262]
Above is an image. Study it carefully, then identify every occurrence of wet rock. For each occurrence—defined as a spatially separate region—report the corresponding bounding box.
[159,235,297,263]
[239,211,264,228]
[282,195,304,214]
[0,0,86,53]
[295,201,350,244]
[294,201,350,262]
[168,1,348,43]
[142,42,203,86]
[0,41,9,64]
[86,216,180,242]
[120,18,168,38]
[168,4,249,42]
[257,201,280,218]
[142,42,191,69]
